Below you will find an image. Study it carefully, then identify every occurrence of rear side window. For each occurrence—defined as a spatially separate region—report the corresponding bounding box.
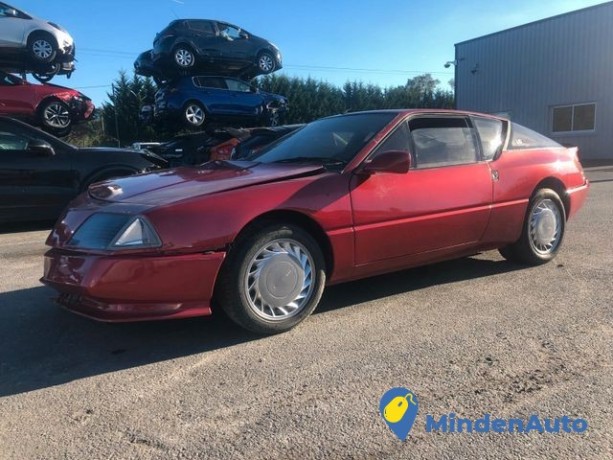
[194,77,227,89]
[0,73,19,86]
[188,20,214,35]
[225,79,251,92]
[509,123,562,149]
[472,117,505,160]
[409,117,478,168]
[0,131,29,150]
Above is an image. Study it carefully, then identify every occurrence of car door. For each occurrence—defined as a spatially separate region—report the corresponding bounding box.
[193,76,235,115]
[0,72,35,117]
[215,23,252,66]
[0,120,75,222]
[0,4,26,48]
[222,78,263,115]
[189,20,221,58]
[350,115,493,266]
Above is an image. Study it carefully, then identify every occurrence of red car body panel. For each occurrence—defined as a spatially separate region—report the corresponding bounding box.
[41,110,589,322]
[43,250,222,321]
[0,75,94,123]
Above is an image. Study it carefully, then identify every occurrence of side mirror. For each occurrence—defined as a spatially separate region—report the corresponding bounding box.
[28,139,55,156]
[250,86,258,93]
[239,31,249,39]
[359,150,411,175]
[5,8,18,17]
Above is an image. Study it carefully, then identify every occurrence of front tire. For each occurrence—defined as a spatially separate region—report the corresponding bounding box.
[499,188,566,265]
[267,109,280,127]
[39,99,72,132]
[256,51,276,74]
[217,224,326,334]
[28,33,57,64]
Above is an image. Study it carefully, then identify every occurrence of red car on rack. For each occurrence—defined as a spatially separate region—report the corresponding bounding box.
[42,110,589,334]
[0,70,93,135]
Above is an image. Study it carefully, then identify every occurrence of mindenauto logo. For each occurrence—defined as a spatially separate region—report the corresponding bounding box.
[379,387,588,441]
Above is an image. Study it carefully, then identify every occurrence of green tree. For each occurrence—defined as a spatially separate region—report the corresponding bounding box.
[101,72,159,146]
[68,71,455,147]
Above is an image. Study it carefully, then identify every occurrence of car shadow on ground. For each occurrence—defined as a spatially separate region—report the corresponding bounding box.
[0,255,522,398]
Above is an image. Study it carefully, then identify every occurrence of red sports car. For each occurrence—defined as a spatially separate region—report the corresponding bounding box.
[41,110,589,334]
[0,70,94,135]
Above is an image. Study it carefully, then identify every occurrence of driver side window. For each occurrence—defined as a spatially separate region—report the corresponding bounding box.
[409,116,479,169]
[0,72,20,86]
[0,131,29,150]
[225,79,250,92]
[373,122,412,158]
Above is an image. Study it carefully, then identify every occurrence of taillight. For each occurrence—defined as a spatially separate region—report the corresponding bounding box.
[568,146,587,182]
[210,139,240,161]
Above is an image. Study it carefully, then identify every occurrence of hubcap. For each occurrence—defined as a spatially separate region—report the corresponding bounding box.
[43,102,70,128]
[529,198,562,254]
[33,39,53,59]
[244,239,314,321]
[185,105,204,125]
[175,49,193,67]
[258,54,274,72]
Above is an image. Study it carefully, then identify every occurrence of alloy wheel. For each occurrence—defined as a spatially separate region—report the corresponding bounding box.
[184,104,205,126]
[43,102,71,129]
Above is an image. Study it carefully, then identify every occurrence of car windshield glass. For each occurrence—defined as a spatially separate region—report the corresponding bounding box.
[251,113,397,166]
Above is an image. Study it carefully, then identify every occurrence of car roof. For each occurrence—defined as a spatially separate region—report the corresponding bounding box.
[336,109,508,122]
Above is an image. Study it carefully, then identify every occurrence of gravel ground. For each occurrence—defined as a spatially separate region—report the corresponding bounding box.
[0,167,611,459]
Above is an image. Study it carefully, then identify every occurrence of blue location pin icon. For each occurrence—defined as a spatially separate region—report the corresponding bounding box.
[379,387,419,440]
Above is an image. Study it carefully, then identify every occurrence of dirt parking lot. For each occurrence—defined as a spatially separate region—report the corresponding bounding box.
[0,167,612,459]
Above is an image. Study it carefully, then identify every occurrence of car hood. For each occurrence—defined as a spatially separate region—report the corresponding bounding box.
[88,161,325,205]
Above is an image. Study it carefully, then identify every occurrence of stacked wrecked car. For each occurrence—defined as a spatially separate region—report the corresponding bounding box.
[135,19,287,129]
[0,2,93,135]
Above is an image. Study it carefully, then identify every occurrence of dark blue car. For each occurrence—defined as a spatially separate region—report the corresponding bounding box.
[154,75,288,128]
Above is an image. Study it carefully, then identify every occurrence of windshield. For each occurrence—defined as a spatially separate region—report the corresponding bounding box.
[251,112,397,166]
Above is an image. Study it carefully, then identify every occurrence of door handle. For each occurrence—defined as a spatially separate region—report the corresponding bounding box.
[491,170,499,181]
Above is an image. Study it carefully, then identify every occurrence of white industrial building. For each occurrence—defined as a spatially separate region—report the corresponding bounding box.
[454,1,613,160]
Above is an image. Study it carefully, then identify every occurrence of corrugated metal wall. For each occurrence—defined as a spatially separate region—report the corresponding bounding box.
[455,2,613,159]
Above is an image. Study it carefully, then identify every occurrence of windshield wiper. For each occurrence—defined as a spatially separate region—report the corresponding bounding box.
[272,156,346,166]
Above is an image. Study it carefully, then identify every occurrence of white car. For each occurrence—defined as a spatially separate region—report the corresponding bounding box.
[0,2,74,67]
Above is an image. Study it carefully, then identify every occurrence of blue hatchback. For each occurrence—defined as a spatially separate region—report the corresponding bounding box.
[154,76,288,128]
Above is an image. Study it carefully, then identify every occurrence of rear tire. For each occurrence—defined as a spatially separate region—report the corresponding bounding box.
[499,188,566,265]
[173,45,195,69]
[217,223,326,334]
[183,102,206,128]
[32,63,60,83]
